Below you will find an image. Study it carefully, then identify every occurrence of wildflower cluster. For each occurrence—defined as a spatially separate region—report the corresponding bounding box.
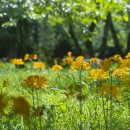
[71,56,90,70]
[23,75,48,89]
[24,53,38,61]
[11,58,24,65]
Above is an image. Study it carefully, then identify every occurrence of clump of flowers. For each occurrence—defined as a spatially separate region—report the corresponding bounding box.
[52,64,63,70]
[88,69,108,80]
[23,75,48,89]
[100,58,111,71]
[33,61,46,70]
[12,96,30,119]
[90,57,100,64]
[110,54,122,63]
[119,59,130,68]
[99,83,121,102]
[112,67,129,79]
[71,56,90,70]
[62,51,74,65]
[125,52,130,59]
[10,58,24,65]
[24,53,38,61]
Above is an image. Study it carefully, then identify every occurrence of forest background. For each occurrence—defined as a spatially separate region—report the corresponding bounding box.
[0,0,130,63]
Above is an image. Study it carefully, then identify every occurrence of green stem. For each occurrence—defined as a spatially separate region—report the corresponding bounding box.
[79,70,83,130]
[109,71,113,130]
[36,89,42,130]
[102,96,108,130]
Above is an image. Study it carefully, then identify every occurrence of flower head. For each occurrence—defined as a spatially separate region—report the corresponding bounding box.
[33,61,45,70]
[23,75,48,89]
[112,67,129,79]
[52,64,63,70]
[100,59,111,71]
[75,56,84,61]
[24,54,38,61]
[125,52,130,59]
[89,69,108,80]
[12,96,30,118]
[71,60,90,70]
[11,58,24,65]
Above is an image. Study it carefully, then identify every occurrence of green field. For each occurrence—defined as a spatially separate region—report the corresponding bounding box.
[0,53,130,130]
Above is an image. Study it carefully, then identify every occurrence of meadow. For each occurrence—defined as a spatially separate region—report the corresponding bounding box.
[0,52,130,130]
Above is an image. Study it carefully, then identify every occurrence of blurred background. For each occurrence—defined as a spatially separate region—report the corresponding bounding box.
[0,0,130,63]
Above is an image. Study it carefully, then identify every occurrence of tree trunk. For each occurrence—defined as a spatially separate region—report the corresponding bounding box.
[108,12,122,55]
[126,10,130,54]
[85,22,96,57]
[99,13,109,58]
[127,30,130,52]
[69,23,82,55]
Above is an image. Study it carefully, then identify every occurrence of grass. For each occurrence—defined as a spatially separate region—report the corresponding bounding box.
[0,54,130,130]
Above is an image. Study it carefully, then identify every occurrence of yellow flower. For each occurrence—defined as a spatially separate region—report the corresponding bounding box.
[12,96,30,119]
[33,61,46,70]
[90,57,100,63]
[11,58,24,65]
[100,59,111,71]
[23,75,48,89]
[125,52,130,59]
[24,53,38,61]
[89,69,108,79]
[62,51,74,65]
[119,59,130,68]
[71,60,90,70]
[52,64,63,70]
[62,57,74,65]
[32,54,38,60]
[111,54,122,62]
[112,67,129,79]
[24,53,30,61]
[75,56,84,61]
[67,51,72,57]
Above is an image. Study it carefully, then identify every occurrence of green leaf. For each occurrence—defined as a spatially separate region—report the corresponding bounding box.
[123,15,129,22]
